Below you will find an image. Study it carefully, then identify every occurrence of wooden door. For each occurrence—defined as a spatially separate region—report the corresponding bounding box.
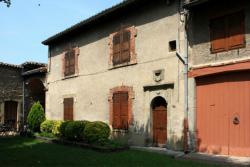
[196,71,250,156]
[4,101,18,129]
[153,106,167,145]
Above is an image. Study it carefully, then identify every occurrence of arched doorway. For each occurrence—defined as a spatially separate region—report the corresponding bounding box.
[27,78,45,110]
[151,96,167,146]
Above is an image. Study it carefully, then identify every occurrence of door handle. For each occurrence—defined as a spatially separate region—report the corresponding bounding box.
[233,116,240,125]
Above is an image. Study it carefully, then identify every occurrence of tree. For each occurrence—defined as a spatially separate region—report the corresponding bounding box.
[27,101,45,132]
[0,0,11,7]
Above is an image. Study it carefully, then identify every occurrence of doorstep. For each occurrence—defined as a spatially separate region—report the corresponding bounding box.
[182,152,250,167]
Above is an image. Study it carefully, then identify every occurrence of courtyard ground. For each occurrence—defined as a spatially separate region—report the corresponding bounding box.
[0,137,223,167]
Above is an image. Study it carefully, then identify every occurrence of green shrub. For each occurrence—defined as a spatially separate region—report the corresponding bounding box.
[59,121,72,137]
[27,102,45,132]
[64,121,89,141]
[84,121,111,144]
[52,121,63,136]
[40,120,54,133]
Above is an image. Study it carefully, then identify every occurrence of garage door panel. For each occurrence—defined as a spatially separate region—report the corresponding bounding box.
[196,71,250,157]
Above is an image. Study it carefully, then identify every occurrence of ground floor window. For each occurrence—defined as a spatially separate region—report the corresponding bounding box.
[63,98,74,121]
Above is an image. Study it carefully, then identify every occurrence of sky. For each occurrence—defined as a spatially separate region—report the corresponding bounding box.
[0,0,122,65]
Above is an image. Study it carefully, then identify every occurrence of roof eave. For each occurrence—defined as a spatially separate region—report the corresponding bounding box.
[42,0,140,46]
[183,0,210,9]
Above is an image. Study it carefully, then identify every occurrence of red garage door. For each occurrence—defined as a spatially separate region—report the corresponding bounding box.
[196,71,250,157]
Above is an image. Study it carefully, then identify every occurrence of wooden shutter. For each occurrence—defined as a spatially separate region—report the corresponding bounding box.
[228,11,245,49]
[69,49,75,75]
[121,30,131,63]
[120,92,129,130]
[112,92,129,130]
[210,16,227,53]
[64,49,75,76]
[113,33,121,65]
[64,98,74,121]
[64,52,70,76]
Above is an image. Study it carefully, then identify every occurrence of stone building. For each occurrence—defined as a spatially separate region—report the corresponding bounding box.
[43,0,187,150]
[185,0,250,157]
[0,62,47,131]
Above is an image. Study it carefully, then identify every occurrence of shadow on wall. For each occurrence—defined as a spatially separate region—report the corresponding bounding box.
[111,117,186,151]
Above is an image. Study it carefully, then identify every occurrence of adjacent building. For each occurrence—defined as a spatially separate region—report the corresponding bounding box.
[0,62,47,131]
[186,0,250,157]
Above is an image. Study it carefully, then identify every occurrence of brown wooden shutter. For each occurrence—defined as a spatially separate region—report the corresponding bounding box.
[121,30,131,63]
[64,49,76,76]
[112,92,129,130]
[69,49,75,75]
[64,52,70,76]
[120,92,129,130]
[64,98,74,121]
[228,11,245,49]
[113,93,121,129]
[210,16,227,53]
[113,33,121,65]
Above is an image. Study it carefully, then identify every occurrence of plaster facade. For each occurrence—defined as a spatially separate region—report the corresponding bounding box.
[46,0,186,149]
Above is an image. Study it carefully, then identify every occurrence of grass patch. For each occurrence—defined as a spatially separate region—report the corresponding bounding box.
[0,137,223,167]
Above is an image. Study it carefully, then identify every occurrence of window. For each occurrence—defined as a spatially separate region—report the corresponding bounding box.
[64,98,74,121]
[109,26,137,67]
[210,11,245,53]
[63,47,79,77]
[113,30,131,65]
[169,40,176,52]
[112,92,129,130]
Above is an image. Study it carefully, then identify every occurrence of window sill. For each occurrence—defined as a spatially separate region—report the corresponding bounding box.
[62,74,78,80]
[112,129,129,133]
[108,61,137,70]
[211,45,246,54]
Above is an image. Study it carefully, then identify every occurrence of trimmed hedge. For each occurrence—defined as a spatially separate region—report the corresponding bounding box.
[84,121,111,144]
[40,120,54,133]
[41,120,111,144]
[64,121,89,141]
[40,120,63,136]
[27,102,45,132]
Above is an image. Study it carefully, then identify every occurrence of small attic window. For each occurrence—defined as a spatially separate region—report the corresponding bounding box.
[169,40,176,52]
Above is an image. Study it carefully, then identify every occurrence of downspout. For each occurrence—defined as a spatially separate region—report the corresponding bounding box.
[22,67,25,131]
[183,8,189,154]
[176,2,189,153]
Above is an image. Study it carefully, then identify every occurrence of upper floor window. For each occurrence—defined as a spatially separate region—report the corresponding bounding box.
[109,26,137,68]
[210,11,245,53]
[63,47,79,77]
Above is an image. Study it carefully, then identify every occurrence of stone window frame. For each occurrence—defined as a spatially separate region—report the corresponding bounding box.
[108,86,134,130]
[108,26,137,69]
[62,46,80,79]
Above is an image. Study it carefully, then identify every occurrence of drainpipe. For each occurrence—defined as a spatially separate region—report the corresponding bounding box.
[183,8,189,154]
[22,68,25,131]
[176,7,189,153]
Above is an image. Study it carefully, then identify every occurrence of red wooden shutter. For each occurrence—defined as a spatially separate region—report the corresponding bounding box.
[64,52,70,76]
[121,30,131,63]
[210,16,227,53]
[120,92,129,130]
[69,49,75,75]
[112,92,129,130]
[64,98,74,121]
[228,11,245,49]
[113,93,121,129]
[113,33,121,65]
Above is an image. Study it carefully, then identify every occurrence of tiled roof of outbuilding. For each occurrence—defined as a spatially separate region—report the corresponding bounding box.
[0,62,21,68]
